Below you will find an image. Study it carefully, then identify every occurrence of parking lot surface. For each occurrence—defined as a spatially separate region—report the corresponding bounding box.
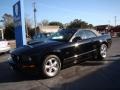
[0,38,120,90]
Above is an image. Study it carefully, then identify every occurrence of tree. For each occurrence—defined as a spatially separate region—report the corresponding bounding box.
[4,23,15,40]
[37,20,49,27]
[49,21,63,28]
[67,19,82,29]
[41,19,49,26]
[25,17,33,38]
[28,28,35,38]
[2,13,15,40]
[66,19,93,29]
[2,13,13,27]
[88,24,94,29]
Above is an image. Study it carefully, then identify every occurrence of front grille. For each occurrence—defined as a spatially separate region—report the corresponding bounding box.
[11,54,31,64]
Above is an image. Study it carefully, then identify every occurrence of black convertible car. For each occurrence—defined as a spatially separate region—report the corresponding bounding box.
[9,29,112,78]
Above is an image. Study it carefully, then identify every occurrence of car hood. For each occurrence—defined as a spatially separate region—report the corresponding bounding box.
[11,40,64,56]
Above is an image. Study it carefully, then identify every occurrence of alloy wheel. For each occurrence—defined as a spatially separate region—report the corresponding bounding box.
[44,57,60,77]
[100,44,107,58]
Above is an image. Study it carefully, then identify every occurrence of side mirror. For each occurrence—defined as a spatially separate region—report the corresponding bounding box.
[72,37,82,42]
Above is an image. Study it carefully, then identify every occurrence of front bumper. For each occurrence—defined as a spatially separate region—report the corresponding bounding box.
[8,58,37,71]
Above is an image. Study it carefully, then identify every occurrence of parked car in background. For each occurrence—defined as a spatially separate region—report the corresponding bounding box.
[0,39,11,53]
[9,29,112,78]
[28,33,55,45]
[32,33,47,40]
[28,33,47,44]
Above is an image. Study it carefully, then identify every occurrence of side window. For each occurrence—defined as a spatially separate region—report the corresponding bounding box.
[75,30,87,40]
[85,30,97,39]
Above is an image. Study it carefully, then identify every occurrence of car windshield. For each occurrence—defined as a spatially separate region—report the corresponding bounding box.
[48,29,77,42]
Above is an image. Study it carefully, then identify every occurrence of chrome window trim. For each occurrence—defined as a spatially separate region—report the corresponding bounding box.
[69,30,81,42]
[69,29,100,42]
[64,49,96,60]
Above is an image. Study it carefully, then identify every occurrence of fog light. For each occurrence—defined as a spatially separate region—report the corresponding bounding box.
[28,57,32,61]
[8,56,12,61]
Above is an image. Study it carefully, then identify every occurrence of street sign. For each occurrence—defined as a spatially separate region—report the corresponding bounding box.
[13,0,26,48]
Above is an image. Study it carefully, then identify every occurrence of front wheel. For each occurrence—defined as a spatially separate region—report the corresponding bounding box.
[42,55,61,78]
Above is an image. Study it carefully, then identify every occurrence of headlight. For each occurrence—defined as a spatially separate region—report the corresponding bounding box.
[8,56,12,61]
[9,48,16,54]
[28,57,32,61]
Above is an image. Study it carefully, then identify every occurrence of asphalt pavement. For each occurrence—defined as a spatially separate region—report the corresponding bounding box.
[0,38,120,90]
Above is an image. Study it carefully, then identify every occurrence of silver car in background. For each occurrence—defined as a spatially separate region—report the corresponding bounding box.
[0,39,11,53]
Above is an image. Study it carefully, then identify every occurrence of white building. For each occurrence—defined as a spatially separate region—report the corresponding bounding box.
[39,26,60,33]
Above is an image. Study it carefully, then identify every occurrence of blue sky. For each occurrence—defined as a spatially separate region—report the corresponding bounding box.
[0,0,120,26]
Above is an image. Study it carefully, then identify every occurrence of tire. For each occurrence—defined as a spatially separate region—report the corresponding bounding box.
[42,55,61,78]
[97,44,107,60]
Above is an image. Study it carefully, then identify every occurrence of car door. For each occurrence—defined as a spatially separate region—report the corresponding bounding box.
[84,30,99,54]
[60,30,89,64]
[85,30,100,57]
[60,42,78,65]
[73,30,93,60]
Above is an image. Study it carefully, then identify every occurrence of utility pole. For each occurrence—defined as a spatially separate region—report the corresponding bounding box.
[115,16,117,27]
[33,1,37,35]
[107,20,111,32]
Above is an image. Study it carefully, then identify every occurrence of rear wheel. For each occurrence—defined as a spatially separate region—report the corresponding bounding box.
[42,55,61,78]
[98,44,107,60]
